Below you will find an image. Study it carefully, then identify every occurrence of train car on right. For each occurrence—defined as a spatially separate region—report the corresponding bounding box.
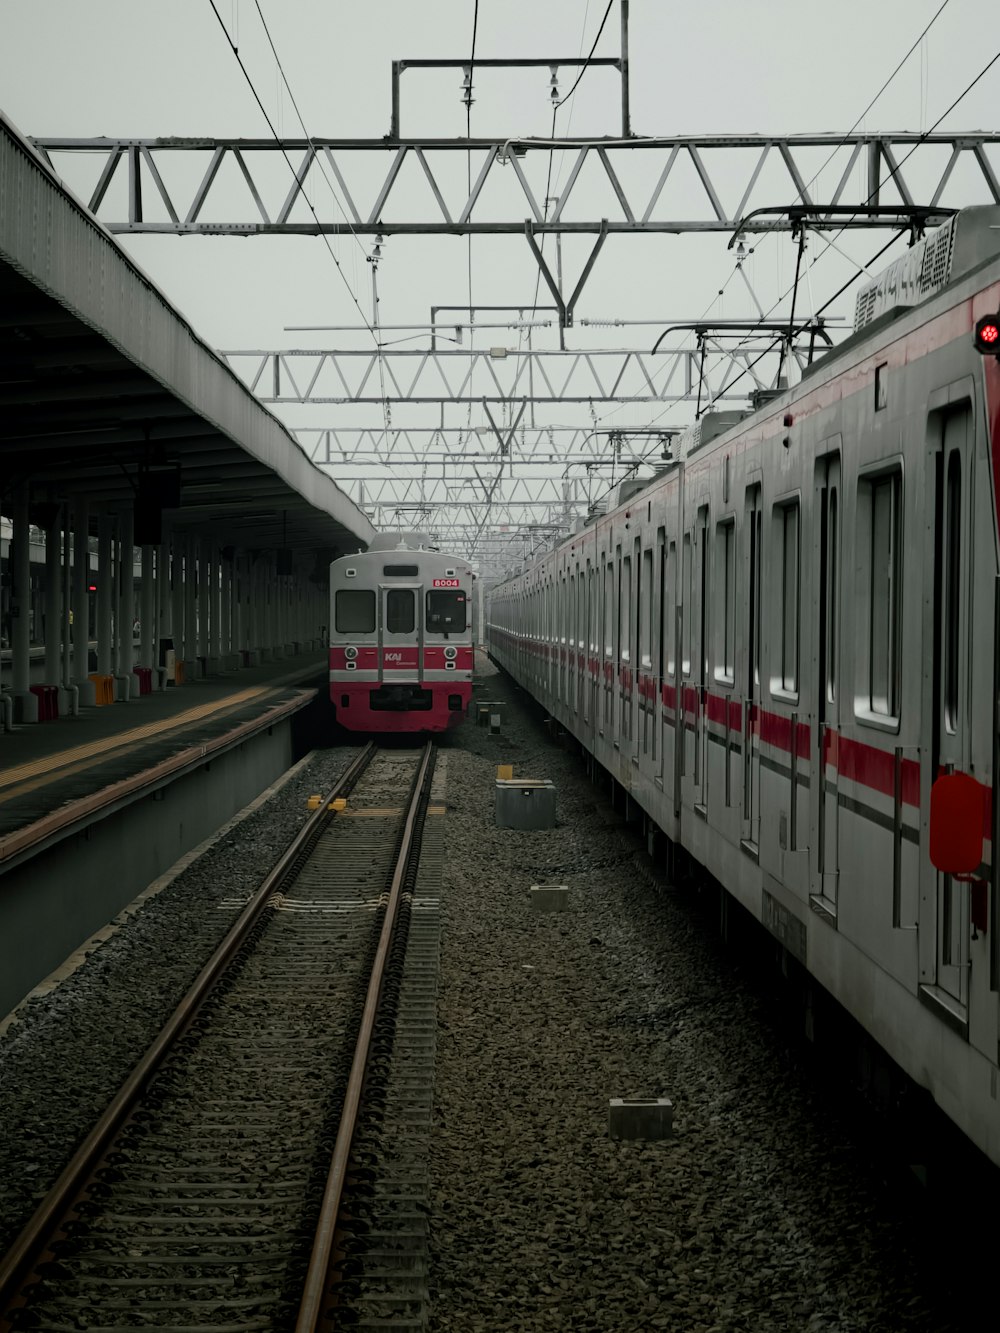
[487,206,1000,1167]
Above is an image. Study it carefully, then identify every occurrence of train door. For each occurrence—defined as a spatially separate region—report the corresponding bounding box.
[692,505,709,812]
[585,560,594,728]
[379,582,419,683]
[815,453,841,910]
[659,535,677,797]
[653,531,665,770]
[631,538,644,760]
[619,546,632,743]
[931,406,973,1007]
[742,485,762,850]
[602,558,613,734]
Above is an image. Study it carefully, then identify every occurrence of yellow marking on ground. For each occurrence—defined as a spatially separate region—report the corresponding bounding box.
[0,685,276,799]
[428,804,447,815]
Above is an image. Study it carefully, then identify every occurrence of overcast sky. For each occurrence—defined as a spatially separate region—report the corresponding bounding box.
[2,1,998,554]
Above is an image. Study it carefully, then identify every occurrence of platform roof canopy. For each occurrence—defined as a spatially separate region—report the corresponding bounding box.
[0,112,375,557]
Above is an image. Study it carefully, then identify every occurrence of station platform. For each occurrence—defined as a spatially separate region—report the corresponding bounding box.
[0,651,328,871]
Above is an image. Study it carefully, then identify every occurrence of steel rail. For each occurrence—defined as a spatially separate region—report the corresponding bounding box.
[296,740,435,1332]
[0,687,317,873]
[0,740,377,1329]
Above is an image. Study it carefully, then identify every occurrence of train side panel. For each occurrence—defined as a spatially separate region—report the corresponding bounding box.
[488,255,1000,1165]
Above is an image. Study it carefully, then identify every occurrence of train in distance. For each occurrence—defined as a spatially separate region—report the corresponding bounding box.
[328,534,474,733]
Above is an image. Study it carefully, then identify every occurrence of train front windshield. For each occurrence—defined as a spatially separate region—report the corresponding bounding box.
[425,590,467,635]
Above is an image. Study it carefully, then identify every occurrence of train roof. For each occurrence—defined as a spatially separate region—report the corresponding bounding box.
[366,532,438,553]
[492,206,1000,588]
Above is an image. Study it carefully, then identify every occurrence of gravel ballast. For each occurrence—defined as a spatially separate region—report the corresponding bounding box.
[0,745,356,1258]
[0,660,992,1331]
[427,655,985,1332]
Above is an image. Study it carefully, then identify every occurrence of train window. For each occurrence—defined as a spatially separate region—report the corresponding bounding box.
[620,556,632,662]
[778,502,799,695]
[875,363,887,411]
[640,548,653,669]
[682,533,692,676]
[868,472,901,718]
[335,588,375,634]
[577,568,585,650]
[944,450,961,733]
[426,589,467,634]
[665,540,676,678]
[385,588,415,634]
[604,564,613,656]
[747,491,762,693]
[715,519,736,684]
[382,563,418,577]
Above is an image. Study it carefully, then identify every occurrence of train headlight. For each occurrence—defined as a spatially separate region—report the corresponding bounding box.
[345,646,358,660]
[974,313,1000,355]
[444,646,458,660]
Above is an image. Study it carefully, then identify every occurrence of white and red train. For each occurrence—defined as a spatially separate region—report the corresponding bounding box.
[487,206,1000,1166]
[329,535,474,732]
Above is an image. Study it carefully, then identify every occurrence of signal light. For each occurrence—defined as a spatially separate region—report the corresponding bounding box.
[87,583,97,593]
[974,313,1000,354]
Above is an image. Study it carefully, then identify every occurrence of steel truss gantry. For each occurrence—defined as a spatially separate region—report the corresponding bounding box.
[294,425,665,470]
[221,343,792,406]
[35,133,1000,239]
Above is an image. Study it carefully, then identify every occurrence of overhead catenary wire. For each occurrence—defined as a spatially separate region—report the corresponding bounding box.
[591,35,1000,446]
[494,0,964,529]
[717,40,1000,376]
[510,0,611,440]
[695,0,955,325]
[579,36,1000,516]
[208,1,394,456]
[463,1,480,466]
[207,2,373,342]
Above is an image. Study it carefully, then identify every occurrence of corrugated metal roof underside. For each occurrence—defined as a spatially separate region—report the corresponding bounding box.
[0,112,375,555]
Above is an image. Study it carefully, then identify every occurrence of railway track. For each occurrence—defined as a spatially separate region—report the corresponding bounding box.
[0,741,439,1332]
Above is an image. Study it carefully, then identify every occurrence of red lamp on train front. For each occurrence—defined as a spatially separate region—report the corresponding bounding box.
[974,313,1000,354]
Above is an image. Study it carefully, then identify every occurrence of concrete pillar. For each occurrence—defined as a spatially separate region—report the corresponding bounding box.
[232,552,244,662]
[198,537,211,669]
[73,497,96,705]
[62,513,72,688]
[207,542,221,673]
[242,554,257,665]
[157,541,168,638]
[274,557,285,656]
[97,514,114,678]
[220,551,234,667]
[283,558,293,654]
[251,555,262,661]
[272,556,283,659]
[184,534,199,678]
[44,507,62,691]
[115,506,134,699]
[170,535,185,678]
[259,555,273,662]
[140,542,155,669]
[10,485,37,721]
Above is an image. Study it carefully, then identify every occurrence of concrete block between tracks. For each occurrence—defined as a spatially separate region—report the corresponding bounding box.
[609,1097,673,1140]
[530,883,569,912]
[495,778,556,829]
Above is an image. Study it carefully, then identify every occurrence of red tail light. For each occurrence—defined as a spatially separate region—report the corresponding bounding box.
[974,313,1000,354]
